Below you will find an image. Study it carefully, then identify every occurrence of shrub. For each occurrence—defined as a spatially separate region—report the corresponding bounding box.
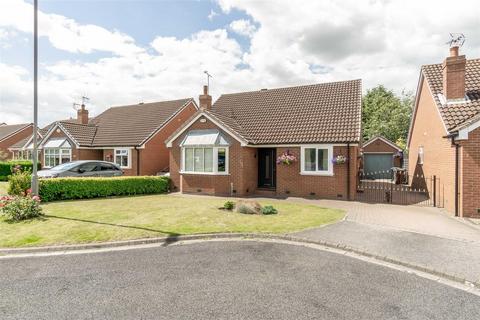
[261,205,278,215]
[8,171,32,196]
[223,201,235,210]
[0,161,40,182]
[0,194,42,221]
[39,176,170,202]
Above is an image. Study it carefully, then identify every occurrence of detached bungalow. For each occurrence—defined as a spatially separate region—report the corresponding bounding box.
[166,81,361,199]
[408,45,480,218]
[0,123,33,160]
[12,98,198,175]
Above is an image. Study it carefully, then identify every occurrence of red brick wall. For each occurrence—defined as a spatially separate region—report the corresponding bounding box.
[276,146,358,200]
[459,126,480,218]
[363,139,398,153]
[408,79,456,213]
[140,101,197,176]
[77,149,103,161]
[0,126,33,160]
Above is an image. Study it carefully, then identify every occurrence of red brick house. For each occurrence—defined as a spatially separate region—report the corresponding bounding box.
[11,99,198,175]
[166,81,361,199]
[0,123,33,160]
[408,45,480,218]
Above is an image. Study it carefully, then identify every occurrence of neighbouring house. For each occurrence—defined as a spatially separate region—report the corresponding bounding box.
[0,123,33,160]
[408,45,480,218]
[11,99,198,175]
[361,136,403,179]
[166,82,361,199]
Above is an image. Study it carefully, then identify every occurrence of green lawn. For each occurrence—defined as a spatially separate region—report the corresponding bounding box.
[0,182,7,196]
[0,194,344,248]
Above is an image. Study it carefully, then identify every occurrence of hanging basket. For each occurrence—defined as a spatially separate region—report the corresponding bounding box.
[276,150,298,166]
[332,155,348,165]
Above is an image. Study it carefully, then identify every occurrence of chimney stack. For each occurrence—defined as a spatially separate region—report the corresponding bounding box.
[77,104,89,124]
[443,45,466,101]
[199,85,212,110]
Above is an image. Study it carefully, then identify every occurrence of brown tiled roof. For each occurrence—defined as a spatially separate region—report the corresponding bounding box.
[58,121,97,146]
[90,98,193,146]
[422,58,480,131]
[0,123,31,142]
[209,80,362,144]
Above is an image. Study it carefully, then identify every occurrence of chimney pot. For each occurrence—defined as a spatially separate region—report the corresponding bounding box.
[203,85,208,95]
[450,46,459,57]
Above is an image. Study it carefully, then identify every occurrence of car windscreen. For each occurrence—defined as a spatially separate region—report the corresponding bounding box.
[50,162,79,171]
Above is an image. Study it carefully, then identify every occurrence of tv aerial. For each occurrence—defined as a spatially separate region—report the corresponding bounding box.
[72,95,90,111]
[446,33,465,48]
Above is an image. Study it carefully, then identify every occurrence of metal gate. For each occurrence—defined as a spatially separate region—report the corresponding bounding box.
[356,170,444,207]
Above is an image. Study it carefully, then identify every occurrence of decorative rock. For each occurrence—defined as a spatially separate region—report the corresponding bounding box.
[235,200,263,215]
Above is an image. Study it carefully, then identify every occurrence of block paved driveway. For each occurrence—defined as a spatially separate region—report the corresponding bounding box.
[290,199,480,285]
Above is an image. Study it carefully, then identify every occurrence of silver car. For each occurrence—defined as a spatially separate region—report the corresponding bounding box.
[37,161,124,178]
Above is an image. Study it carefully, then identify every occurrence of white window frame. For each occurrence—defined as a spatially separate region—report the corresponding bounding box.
[114,148,131,169]
[180,146,229,175]
[43,148,72,168]
[300,145,334,176]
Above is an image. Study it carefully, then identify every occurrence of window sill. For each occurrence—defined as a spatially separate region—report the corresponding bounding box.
[300,171,334,176]
[180,171,229,176]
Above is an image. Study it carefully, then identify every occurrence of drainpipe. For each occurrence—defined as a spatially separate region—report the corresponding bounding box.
[451,136,460,217]
[347,142,351,200]
[134,147,141,176]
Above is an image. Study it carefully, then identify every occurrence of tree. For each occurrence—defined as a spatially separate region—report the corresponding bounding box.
[362,85,413,149]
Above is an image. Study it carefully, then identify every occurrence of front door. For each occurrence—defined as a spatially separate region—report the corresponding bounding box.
[258,148,276,188]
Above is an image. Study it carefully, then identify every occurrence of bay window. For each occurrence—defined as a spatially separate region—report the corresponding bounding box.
[182,147,228,174]
[42,138,72,168]
[44,148,71,168]
[180,129,229,175]
[300,145,333,175]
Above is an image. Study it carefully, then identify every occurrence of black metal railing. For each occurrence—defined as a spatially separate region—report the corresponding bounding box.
[356,169,444,207]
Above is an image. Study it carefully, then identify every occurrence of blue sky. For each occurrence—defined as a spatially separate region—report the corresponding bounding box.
[1,0,479,125]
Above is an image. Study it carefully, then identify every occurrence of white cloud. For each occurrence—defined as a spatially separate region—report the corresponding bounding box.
[0,0,142,56]
[1,0,480,126]
[217,0,480,91]
[208,9,218,21]
[229,19,256,37]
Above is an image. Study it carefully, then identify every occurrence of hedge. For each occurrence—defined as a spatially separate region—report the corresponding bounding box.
[39,176,170,202]
[0,161,41,181]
